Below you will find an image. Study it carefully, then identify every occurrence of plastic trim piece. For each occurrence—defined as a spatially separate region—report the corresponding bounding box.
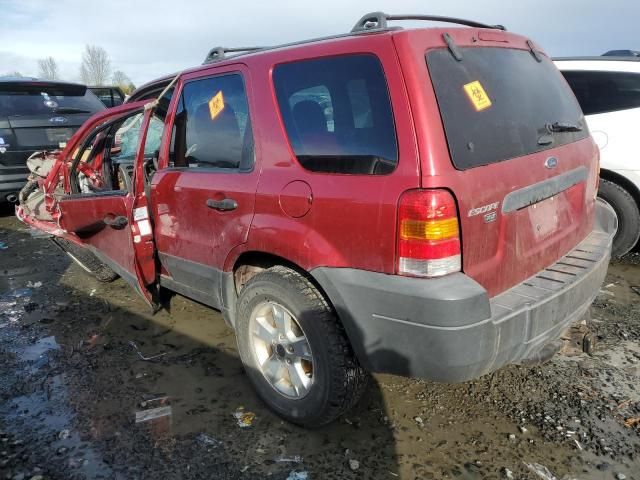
[501,166,588,213]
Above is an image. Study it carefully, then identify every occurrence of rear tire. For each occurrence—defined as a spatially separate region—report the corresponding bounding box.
[598,178,640,257]
[54,238,119,283]
[235,266,369,427]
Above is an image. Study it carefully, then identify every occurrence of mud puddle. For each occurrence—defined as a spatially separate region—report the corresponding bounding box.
[1,213,639,479]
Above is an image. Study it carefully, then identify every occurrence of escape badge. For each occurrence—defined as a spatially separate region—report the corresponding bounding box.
[208,91,225,120]
[463,80,492,111]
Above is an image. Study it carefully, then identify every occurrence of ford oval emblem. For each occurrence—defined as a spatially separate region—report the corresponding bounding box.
[544,156,558,169]
[49,116,68,124]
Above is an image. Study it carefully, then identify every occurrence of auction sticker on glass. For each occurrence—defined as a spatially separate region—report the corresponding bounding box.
[463,80,492,111]
[208,91,225,120]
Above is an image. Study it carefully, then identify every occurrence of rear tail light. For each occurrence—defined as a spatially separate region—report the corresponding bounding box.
[397,189,461,278]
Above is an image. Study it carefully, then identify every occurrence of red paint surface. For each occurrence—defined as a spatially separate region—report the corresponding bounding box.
[26,27,598,301]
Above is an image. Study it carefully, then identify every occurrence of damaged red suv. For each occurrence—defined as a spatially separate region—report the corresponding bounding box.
[17,12,617,427]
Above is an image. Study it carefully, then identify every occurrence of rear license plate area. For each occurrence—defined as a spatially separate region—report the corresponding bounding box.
[529,196,560,238]
[45,128,73,144]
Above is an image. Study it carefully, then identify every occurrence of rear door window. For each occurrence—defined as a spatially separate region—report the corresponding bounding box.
[427,48,588,170]
[273,54,398,175]
[561,70,640,115]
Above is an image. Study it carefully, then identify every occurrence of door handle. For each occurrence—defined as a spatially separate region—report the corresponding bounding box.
[103,215,128,229]
[206,198,238,211]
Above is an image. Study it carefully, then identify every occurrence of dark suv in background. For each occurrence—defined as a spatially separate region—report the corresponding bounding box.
[89,86,126,108]
[0,77,105,203]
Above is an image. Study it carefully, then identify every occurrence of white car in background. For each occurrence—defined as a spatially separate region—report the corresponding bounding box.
[555,54,640,257]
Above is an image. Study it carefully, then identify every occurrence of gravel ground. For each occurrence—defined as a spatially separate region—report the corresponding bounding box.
[0,210,638,480]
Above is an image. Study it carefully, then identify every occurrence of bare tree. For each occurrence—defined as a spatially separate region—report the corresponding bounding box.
[38,56,59,80]
[3,71,24,78]
[112,70,135,94]
[79,45,111,86]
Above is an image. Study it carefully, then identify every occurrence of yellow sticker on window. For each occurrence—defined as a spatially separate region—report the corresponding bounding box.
[208,91,225,120]
[463,80,492,111]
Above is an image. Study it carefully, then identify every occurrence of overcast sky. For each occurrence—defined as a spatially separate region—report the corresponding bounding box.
[1,0,637,87]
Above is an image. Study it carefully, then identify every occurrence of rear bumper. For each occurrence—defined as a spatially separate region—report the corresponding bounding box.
[311,199,617,382]
[0,164,29,200]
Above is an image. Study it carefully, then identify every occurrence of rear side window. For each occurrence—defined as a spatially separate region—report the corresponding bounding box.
[561,70,640,115]
[427,48,588,170]
[0,84,105,116]
[273,54,398,175]
[170,73,254,170]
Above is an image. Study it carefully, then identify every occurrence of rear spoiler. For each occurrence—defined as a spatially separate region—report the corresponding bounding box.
[0,81,87,95]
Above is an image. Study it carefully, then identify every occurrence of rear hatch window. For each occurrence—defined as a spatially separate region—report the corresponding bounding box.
[426,47,588,170]
[0,83,104,116]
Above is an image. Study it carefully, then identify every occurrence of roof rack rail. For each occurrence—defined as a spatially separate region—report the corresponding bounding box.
[553,56,640,62]
[203,46,265,64]
[602,49,640,57]
[351,11,505,33]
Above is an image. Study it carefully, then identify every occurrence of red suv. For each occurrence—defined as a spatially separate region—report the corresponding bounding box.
[17,12,617,427]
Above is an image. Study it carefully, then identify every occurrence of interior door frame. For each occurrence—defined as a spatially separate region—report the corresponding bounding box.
[56,105,157,304]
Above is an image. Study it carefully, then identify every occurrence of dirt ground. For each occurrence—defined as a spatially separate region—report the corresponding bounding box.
[0,207,638,480]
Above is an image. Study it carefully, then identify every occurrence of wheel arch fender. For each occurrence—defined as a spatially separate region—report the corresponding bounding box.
[221,219,348,329]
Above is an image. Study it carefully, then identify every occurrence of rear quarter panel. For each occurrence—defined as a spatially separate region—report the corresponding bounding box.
[393,29,600,297]
[224,34,420,273]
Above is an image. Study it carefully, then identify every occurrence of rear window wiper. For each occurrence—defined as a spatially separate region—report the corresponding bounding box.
[52,107,91,114]
[546,121,583,133]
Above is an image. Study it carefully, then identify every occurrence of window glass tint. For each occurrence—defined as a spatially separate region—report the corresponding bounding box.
[348,79,374,129]
[91,88,112,107]
[112,89,125,106]
[561,70,640,115]
[427,48,588,170]
[0,84,105,116]
[273,54,397,175]
[170,74,253,170]
[113,113,144,160]
[290,85,334,131]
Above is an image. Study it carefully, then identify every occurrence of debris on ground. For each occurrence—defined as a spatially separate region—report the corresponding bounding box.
[82,334,100,351]
[524,462,558,480]
[631,286,640,296]
[0,241,7,250]
[348,459,360,471]
[128,341,167,361]
[624,417,640,428]
[140,396,169,408]
[134,406,172,423]
[275,455,303,463]
[233,408,256,428]
[26,281,42,288]
[286,471,308,480]
[196,433,222,448]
